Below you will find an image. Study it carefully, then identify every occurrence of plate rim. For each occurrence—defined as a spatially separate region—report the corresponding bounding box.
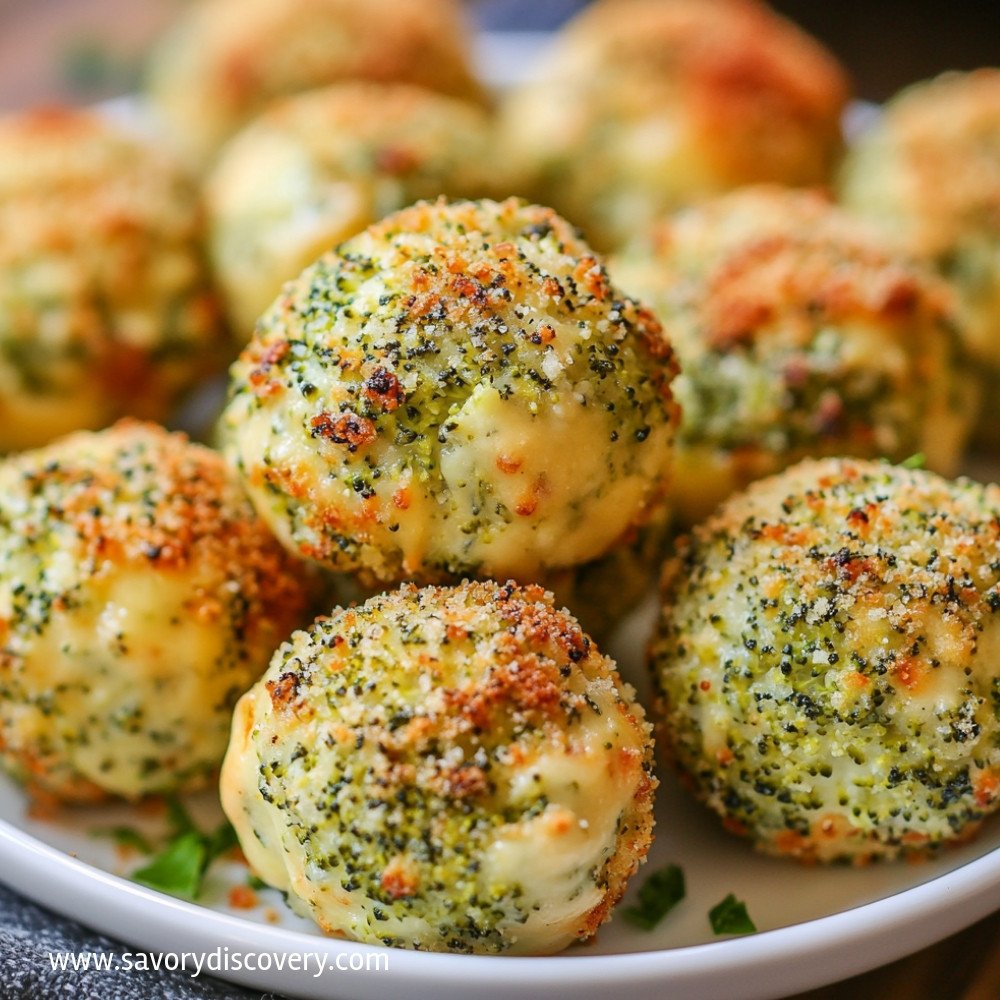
[2,808,998,1000]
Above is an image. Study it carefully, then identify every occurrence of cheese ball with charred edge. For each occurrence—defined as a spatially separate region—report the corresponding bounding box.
[0,421,312,803]
[500,0,848,250]
[219,198,679,587]
[221,580,656,954]
[207,82,501,339]
[0,108,225,453]
[146,0,483,170]
[651,458,1000,863]
[840,70,1000,444]
[613,187,976,526]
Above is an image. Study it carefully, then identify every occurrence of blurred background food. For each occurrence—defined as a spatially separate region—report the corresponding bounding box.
[612,185,976,524]
[0,106,226,452]
[205,81,502,340]
[144,0,484,170]
[2,0,999,112]
[840,69,1000,446]
[500,0,849,250]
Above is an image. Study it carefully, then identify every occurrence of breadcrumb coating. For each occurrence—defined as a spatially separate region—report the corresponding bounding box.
[651,458,1000,862]
[222,580,655,953]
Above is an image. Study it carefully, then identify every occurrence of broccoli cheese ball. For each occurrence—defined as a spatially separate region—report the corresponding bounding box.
[0,107,225,453]
[222,580,655,953]
[0,421,311,803]
[146,0,483,169]
[651,458,1000,863]
[840,70,1000,442]
[207,82,500,339]
[219,198,679,586]
[500,0,849,249]
[613,187,976,525]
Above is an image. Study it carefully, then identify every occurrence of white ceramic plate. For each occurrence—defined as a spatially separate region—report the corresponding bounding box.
[1,593,999,1000]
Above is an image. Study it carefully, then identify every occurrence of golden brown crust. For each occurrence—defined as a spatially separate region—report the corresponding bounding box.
[147,0,483,166]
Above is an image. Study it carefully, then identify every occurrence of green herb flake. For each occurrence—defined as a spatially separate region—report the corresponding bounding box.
[132,831,206,898]
[131,800,239,900]
[901,453,926,470]
[247,874,268,891]
[623,864,686,930]
[709,894,756,935]
[90,826,154,855]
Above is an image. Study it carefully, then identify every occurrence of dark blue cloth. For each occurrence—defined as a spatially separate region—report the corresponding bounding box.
[0,881,282,1000]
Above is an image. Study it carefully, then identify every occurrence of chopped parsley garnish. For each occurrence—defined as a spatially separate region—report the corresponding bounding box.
[131,798,238,900]
[709,894,756,935]
[623,864,685,930]
[90,826,153,855]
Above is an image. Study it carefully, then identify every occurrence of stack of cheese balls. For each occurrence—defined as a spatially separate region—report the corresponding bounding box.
[211,195,673,952]
[1,0,1000,962]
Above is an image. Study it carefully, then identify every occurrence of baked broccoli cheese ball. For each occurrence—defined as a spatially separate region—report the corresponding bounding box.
[840,70,1000,442]
[0,421,311,803]
[613,187,975,525]
[207,82,499,339]
[500,0,849,249]
[222,580,655,953]
[651,458,1000,863]
[220,198,679,586]
[146,0,483,169]
[0,107,225,453]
